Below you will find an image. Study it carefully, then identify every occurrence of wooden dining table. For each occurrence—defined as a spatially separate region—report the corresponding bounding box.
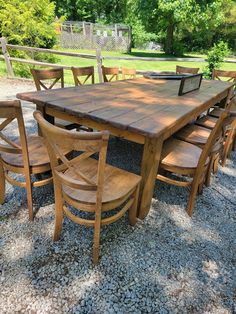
[17,77,234,219]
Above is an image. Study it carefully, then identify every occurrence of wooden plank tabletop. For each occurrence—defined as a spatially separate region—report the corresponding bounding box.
[17,78,234,139]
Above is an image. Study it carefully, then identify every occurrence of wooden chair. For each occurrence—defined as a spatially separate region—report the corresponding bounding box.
[195,96,234,130]
[121,67,136,80]
[0,100,53,221]
[71,66,95,86]
[33,110,141,264]
[31,68,78,130]
[176,65,199,75]
[156,111,228,217]
[178,98,235,172]
[102,66,119,82]
[212,69,236,82]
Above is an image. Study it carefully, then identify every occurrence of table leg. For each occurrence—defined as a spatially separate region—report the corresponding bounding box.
[138,136,163,220]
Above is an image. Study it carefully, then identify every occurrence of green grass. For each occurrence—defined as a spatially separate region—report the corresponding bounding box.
[1,48,236,85]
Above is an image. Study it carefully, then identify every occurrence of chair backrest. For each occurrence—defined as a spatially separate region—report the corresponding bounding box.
[31,68,64,91]
[33,110,109,208]
[0,100,30,169]
[176,65,199,75]
[71,66,95,86]
[212,69,236,82]
[102,66,119,82]
[195,111,228,180]
[121,67,136,80]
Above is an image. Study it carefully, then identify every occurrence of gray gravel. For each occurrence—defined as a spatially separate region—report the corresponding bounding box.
[0,78,236,314]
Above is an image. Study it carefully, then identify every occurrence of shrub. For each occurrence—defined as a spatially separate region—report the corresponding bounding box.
[204,41,230,78]
[0,0,58,78]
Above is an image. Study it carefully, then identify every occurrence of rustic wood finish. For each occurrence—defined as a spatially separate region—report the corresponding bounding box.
[157,111,228,216]
[34,111,141,264]
[71,66,95,86]
[17,78,234,219]
[0,100,53,220]
[176,65,199,74]
[102,66,119,82]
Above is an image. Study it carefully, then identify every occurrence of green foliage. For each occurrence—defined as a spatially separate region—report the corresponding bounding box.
[53,0,235,55]
[204,41,230,78]
[0,0,58,78]
[0,0,57,48]
[54,0,127,23]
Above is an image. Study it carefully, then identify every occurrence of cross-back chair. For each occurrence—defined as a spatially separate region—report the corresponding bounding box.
[176,65,199,75]
[31,68,78,130]
[71,66,95,86]
[31,68,64,90]
[195,96,236,166]
[121,67,136,80]
[175,98,235,184]
[212,69,236,82]
[102,66,119,82]
[157,111,228,216]
[0,100,53,220]
[34,110,141,264]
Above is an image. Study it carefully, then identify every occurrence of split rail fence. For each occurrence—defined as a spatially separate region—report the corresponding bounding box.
[0,37,236,83]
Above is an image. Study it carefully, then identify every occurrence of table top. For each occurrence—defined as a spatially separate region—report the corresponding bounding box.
[17,78,234,139]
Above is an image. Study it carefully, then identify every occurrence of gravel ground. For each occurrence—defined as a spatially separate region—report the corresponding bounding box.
[0,78,236,314]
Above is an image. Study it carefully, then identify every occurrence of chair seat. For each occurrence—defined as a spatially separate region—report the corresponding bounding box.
[208,108,224,118]
[62,158,141,205]
[1,136,50,168]
[160,138,206,172]
[195,115,218,129]
[175,124,211,146]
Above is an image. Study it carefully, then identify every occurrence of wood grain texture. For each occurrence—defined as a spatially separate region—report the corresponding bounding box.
[34,110,141,264]
[17,78,234,219]
[17,78,234,139]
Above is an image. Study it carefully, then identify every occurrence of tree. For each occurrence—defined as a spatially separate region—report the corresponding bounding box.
[54,0,127,23]
[127,0,225,54]
[0,0,56,48]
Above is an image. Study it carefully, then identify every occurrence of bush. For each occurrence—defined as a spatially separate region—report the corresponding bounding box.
[0,0,58,78]
[172,42,185,57]
[0,0,57,49]
[204,41,230,78]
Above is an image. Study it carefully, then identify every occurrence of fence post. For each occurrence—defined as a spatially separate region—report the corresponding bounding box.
[96,48,103,83]
[0,37,14,77]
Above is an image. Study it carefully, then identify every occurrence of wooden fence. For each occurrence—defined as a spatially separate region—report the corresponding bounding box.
[1,37,236,83]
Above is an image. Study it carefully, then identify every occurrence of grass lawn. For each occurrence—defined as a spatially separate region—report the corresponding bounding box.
[1,48,236,85]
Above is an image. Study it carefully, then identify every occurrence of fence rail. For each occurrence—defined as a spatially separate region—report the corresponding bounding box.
[1,37,236,83]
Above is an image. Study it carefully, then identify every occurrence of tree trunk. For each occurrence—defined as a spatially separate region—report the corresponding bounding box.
[165,22,175,54]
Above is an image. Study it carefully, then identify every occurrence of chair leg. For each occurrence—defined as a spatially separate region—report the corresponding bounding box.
[93,210,102,265]
[0,162,5,205]
[213,154,219,173]
[205,157,214,187]
[129,184,140,226]
[197,181,204,195]
[53,183,64,242]
[186,183,199,217]
[233,134,236,151]
[25,174,33,221]
[221,130,235,167]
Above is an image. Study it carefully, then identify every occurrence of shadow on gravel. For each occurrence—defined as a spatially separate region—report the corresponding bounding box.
[1,122,235,313]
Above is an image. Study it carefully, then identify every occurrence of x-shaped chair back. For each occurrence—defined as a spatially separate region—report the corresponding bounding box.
[31,68,64,90]
[71,66,95,86]
[102,66,119,82]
